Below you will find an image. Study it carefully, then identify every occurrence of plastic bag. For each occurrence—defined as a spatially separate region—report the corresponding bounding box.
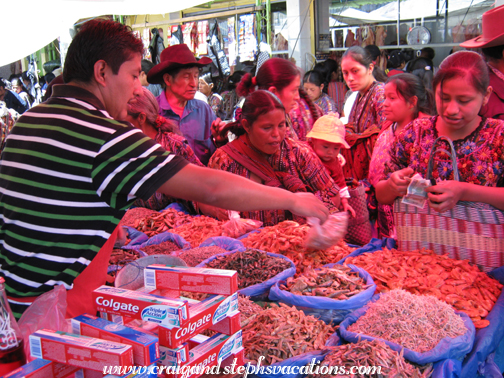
[221,211,263,239]
[122,226,149,248]
[196,250,295,301]
[18,285,68,362]
[135,231,191,255]
[305,212,348,250]
[461,267,504,377]
[268,264,375,325]
[198,235,245,251]
[339,294,476,365]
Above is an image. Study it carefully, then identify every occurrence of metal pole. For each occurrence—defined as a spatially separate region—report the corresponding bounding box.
[256,0,261,42]
[397,0,400,46]
[444,0,448,43]
[266,0,271,46]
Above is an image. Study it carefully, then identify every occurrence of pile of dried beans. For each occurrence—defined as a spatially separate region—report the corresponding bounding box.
[348,289,467,353]
[242,302,335,365]
[345,248,503,328]
[241,221,355,275]
[204,249,292,289]
[307,339,431,378]
[281,265,371,300]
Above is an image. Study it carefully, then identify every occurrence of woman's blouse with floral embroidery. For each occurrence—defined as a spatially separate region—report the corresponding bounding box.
[382,116,504,186]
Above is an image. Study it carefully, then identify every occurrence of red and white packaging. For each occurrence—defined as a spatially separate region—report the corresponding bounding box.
[93,286,189,328]
[28,329,133,372]
[163,331,243,378]
[71,314,159,366]
[144,265,238,296]
[158,293,238,348]
[2,359,81,378]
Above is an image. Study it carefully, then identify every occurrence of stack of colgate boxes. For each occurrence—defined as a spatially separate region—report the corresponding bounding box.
[94,265,244,377]
[11,265,243,378]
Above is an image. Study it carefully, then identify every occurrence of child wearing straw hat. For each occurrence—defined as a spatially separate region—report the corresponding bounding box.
[307,113,356,217]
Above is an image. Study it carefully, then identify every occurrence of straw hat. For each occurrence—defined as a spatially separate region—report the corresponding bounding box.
[306,113,350,149]
[460,5,504,49]
[147,44,212,84]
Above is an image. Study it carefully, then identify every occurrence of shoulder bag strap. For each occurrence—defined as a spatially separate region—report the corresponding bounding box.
[426,136,460,182]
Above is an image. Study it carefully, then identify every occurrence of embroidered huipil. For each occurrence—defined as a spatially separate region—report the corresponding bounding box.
[314,93,338,115]
[348,81,386,133]
[381,116,504,186]
[209,137,340,226]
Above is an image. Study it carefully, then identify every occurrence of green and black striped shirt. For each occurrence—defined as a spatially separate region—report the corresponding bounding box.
[0,85,187,318]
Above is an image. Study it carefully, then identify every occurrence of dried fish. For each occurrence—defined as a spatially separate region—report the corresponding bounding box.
[170,216,224,246]
[345,248,503,328]
[281,266,370,300]
[241,221,355,274]
[204,249,292,289]
[348,289,467,353]
[306,339,431,378]
[242,303,335,365]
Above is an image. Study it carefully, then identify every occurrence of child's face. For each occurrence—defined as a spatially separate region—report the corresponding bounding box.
[303,82,323,102]
[383,82,415,124]
[311,139,342,163]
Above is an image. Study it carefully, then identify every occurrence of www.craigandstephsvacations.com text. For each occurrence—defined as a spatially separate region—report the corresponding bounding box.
[102,356,383,377]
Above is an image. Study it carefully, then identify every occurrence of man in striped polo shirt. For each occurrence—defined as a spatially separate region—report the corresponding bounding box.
[0,19,329,319]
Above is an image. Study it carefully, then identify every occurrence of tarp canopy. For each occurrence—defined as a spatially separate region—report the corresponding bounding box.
[331,0,490,26]
[0,0,209,67]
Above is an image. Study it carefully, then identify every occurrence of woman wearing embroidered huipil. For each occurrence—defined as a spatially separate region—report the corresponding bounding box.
[230,58,320,142]
[341,46,386,181]
[209,90,340,226]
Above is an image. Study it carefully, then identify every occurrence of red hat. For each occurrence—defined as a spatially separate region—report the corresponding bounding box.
[460,5,504,49]
[147,44,212,84]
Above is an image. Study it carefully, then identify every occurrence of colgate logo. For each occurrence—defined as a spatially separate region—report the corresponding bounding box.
[96,296,139,313]
[175,314,211,339]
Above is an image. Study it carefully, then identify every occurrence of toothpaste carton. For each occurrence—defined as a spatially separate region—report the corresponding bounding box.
[158,342,190,368]
[2,359,81,378]
[144,265,238,296]
[71,314,159,366]
[76,363,157,378]
[93,286,189,328]
[158,293,238,348]
[204,310,241,336]
[28,329,133,372]
[163,331,243,378]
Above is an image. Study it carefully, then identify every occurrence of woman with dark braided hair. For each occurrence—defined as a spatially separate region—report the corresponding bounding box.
[126,87,204,211]
[208,90,340,225]
[233,57,321,141]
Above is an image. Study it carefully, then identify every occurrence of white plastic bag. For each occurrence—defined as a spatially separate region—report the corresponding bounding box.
[221,211,263,238]
[305,212,348,250]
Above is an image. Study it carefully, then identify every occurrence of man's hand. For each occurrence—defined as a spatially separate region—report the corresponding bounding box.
[289,192,329,224]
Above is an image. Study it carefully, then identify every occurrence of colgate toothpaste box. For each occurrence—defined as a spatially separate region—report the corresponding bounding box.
[158,293,238,348]
[76,363,157,378]
[163,331,243,378]
[71,314,159,366]
[28,329,133,372]
[158,342,189,368]
[144,265,238,296]
[2,358,80,378]
[93,286,189,327]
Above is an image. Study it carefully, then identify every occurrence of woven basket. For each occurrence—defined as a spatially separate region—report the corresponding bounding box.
[394,136,504,272]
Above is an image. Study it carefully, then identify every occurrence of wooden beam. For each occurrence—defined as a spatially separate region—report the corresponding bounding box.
[131,6,264,28]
